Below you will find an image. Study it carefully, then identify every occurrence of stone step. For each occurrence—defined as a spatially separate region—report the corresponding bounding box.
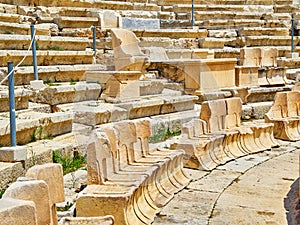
[277,57,300,69]
[238,27,290,37]
[0,111,73,146]
[16,0,161,11]
[171,4,273,13]
[199,37,234,48]
[0,87,32,112]
[118,10,174,20]
[0,50,94,67]
[30,81,101,105]
[0,34,92,51]
[54,16,99,29]
[236,36,299,47]
[0,3,17,14]
[215,46,300,59]
[133,28,208,39]
[286,68,300,80]
[139,36,199,49]
[197,19,288,30]
[194,11,263,20]
[0,12,22,23]
[0,22,57,36]
[0,64,106,86]
[159,0,276,6]
[274,4,300,13]
[56,91,197,126]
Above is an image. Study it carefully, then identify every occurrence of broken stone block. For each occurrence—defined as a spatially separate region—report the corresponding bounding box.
[111,28,150,72]
[85,70,141,99]
[2,178,51,225]
[26,163,65,225]
[0,198,37,225]
[0,146,27,162]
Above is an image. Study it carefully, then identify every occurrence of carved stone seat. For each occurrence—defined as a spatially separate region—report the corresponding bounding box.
[110,28,150,72]
[265,91,300,141]
[171,97,277,170]
[76,118,190,225]
[236,47,287,87]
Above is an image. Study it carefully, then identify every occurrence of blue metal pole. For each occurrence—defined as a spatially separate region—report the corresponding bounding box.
[291,14,295,53]
[191,0,194,27]
[93,25,97,57]
[8,62,16,147]
[30,24,38,80]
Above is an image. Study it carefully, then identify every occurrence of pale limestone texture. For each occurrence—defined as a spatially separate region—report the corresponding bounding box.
[26,164,65,225]
[265,91,300,141]
[0,198,37,225]
[3,179,51,225]
[0,146,27,162]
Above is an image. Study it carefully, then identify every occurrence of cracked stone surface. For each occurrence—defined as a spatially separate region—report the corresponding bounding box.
[153,141,300,225]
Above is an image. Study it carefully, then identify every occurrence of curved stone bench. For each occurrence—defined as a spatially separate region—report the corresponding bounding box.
[171,97,277,170]
[76,118,190,225]
[265,91,300,141]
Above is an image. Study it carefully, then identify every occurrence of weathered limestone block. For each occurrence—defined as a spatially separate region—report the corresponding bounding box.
[85,70,141,99]
[0,198,37,225]
[265,91,300,141]
[111,28,150,72]
[31,83,101,105]
[0,35,91,51]
[0,111,72,146]
[53,16,99,29]
[235,66,259,87]
[0,146,27,162]
[140,80,164,96]
[3,178,51,225]
[0,89,31,112]
[145,46,236,93]
[59,216,114,225]
[26,164,64,225]
[0,162,24,191]
[71,102,128,126]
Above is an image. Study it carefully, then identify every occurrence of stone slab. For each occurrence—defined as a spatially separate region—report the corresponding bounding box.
[187,169,241,193]
[122,17,160,29]
[0,198,37,225]
[0,146,27,162]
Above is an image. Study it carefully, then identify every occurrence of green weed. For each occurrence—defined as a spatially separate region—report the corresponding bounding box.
[53,150,86,175]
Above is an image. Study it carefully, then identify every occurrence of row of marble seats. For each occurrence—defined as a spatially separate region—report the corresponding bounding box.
[236,47,287,87]
[171,97,278,170]
[76,118,190,225]
[265,90,300,141]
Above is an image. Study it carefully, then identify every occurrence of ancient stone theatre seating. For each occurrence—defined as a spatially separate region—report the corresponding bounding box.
[76,118,191,225]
